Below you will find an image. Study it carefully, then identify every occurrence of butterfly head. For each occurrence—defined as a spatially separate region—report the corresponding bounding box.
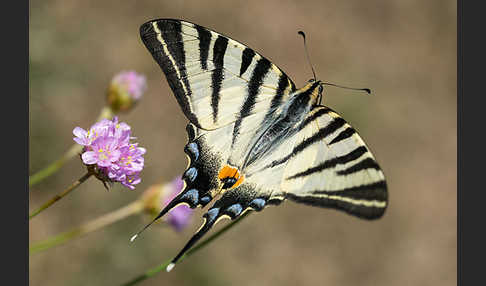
[307,78,324,95]
[299,79,324,105]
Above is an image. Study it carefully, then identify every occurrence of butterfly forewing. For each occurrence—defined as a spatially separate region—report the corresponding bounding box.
[140,19,296,131]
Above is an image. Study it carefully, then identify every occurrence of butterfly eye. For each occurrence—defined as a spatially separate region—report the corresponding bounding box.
[308,78,316,83]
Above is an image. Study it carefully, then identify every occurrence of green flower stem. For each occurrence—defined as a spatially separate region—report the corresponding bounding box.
[29,172,92,220]
[29,144,83,187]
[121,211,252,286]
[29,106,115,188]
[30,200,144,254]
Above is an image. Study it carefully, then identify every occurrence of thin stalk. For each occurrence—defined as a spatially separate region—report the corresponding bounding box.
[29,144,83,187]
[30,200,144,254]
[29,172,92,219]
[120,211,251,286]
[29,106,114,187]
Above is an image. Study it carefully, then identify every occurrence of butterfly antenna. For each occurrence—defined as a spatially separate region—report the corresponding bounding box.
[298,31,317,81]
[321,82,371,94]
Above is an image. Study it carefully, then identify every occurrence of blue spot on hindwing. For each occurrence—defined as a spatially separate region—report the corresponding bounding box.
[199,195,212,206]
[184,167,198,182]
[249,198,266,211]
[225,203,243,217]
[180,189,199,206]
[205,208,220,223]
[185,142,199,161]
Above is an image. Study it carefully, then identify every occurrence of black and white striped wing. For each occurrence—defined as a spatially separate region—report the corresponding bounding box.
[280,106,388,219]
[140,19,296,130]
[137,19,387,270]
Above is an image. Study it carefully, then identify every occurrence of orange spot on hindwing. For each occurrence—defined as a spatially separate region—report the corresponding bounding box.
[218,165,245,190]
[218,165,234,180]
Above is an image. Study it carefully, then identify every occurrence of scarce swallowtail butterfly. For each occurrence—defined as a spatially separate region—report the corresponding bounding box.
[135,19,388,270]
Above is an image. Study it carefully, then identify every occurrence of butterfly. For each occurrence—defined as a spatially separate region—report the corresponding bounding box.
[135,18,388,271]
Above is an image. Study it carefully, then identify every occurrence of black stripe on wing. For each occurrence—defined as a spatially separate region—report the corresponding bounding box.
[140,20,201,127]
[195,24,211,70]
[286,146,368,180]
[312,181,387,201]
[211,36,228,124]
[240,48,256,76]
[329,127,356,145]
[300,107,332,130]
[156,21,192,104]
[259,73,296,129]
[265,116,347,168]
[286,180,387,219]
[273,74,292,107]
[232,58,272,146]
[336,157,381,175]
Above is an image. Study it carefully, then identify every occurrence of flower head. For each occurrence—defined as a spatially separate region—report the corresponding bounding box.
[107,71,147,113]
[73,117,145,190]
[141,177,193,232]
[82,137,121,167]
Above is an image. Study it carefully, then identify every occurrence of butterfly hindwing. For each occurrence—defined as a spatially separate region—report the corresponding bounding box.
[140,19,296,131]
[155,119,289,265]
[165,105,387,266]
[141,123,225,224]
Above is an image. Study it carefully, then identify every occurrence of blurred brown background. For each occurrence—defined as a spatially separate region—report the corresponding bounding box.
[29,0,456,285]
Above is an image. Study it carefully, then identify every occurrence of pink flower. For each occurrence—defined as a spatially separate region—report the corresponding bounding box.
[73,117,145,190]
[82,137,121,167]
[73,118,113,147]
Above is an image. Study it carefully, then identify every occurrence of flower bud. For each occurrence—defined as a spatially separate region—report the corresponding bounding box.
[107,71,147,113]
